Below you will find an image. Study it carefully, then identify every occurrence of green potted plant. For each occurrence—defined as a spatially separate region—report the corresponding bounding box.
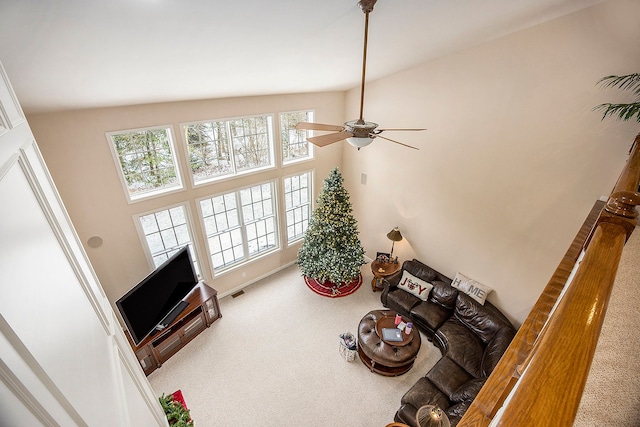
[593,73,640,123]
[159,394,194,427]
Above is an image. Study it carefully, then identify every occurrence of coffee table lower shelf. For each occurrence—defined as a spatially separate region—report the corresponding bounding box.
[357,344,416,377]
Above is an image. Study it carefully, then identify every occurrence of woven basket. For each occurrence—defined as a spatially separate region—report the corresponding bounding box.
[339,332,357,362]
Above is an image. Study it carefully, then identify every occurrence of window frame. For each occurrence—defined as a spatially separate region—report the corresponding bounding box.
[197,179,280,276]
[133,202,202,278]
[180,114,276,188]
[282,170,313,245]
[106,125,184,203]
[279,110,315,166]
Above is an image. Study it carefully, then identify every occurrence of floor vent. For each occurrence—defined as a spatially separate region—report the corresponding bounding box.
[231,290,245,298]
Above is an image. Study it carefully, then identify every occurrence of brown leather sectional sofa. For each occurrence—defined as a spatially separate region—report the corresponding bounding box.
[381,259,516,426]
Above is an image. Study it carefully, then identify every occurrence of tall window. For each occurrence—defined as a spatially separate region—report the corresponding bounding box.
[283,171,312,244]
[199,182,278,272]
[184,115,274,185]
[280,110,314,164]
[107,126,182,202]
[135,204,200,276]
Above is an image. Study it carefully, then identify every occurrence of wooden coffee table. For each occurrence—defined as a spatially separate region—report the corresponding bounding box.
[357,310,421,376]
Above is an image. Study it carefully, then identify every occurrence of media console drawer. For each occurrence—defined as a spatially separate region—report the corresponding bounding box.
[125,282,221,375]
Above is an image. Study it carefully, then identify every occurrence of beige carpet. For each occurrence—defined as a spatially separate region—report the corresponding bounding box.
[148,227,639,426]
[148,264,441,427]
[574,226,640,426]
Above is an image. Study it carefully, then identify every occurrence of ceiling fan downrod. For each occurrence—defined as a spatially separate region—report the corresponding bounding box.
[357,0,377,125]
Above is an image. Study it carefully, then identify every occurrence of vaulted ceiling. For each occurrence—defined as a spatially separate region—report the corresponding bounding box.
[0,0,605,114]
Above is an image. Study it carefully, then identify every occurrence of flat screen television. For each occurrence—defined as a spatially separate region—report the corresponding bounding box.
[116,246,199,346]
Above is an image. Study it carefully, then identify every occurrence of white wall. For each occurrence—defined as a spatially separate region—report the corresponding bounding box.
[27,92,344,305]
[27,0,640,328]
[0,61,166,427]
[342,0,640,325]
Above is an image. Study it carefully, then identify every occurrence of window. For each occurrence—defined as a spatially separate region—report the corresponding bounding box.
[183,115,274,185]
[199,181,278,272]
[135,205,200,277]
[107,126,182,202]
[280,110,314,164]
[283,171,312,244]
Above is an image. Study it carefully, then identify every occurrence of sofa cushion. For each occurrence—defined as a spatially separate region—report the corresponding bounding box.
[403,259,438,283]
[426,356,475,398]
[451,378,486,402]
[446,401,472,426]
[452,272,493,305]
[400,377,450,411]
[398,270,433,301]
[481,328,516,376]
[454,292,509,344]
[436,318,484,378]
[410,300,451,333]
[430,280,458,309]
[385,287,422,316]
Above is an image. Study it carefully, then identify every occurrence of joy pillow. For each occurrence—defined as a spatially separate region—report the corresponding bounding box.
[397,270,433,301]
[451,272,493,305]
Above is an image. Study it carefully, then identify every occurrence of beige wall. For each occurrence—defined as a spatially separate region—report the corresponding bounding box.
[28,92,345,305]
[28,0,639,327]
[342,0,640,325]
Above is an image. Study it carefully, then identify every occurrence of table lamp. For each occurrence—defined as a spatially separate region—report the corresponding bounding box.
[416,405,450,427]
[386,227,403,260]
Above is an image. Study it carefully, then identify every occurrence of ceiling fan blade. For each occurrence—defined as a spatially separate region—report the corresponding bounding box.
[375,134,419,150]
[307,132,354,147]
[377,128,427,132]
[295,122,345,132]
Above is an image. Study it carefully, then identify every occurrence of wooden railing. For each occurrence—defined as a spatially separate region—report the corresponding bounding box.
[458,133,640,427]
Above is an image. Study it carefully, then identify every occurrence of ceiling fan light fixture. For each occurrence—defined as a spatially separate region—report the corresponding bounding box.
[346,136,375,148]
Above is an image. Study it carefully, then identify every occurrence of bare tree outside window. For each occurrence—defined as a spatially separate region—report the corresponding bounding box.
[186,121,231,180]
[280,110,314,164]
[184,115,274,185]
[108,126,182,201]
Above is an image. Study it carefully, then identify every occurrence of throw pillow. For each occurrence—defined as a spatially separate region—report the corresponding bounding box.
[397,270,433,301]
[451,272,493,305]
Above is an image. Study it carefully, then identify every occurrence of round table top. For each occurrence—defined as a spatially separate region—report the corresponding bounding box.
[371,259,401,277]
[375,313,414,347]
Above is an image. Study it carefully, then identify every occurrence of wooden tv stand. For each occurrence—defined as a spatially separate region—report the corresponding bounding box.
[125,282,221,376]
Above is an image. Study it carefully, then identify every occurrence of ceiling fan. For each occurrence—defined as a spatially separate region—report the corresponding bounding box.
[296,0,425,150]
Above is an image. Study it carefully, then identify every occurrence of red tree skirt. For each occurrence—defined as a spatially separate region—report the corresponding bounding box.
[304,274,362,298]
[171,389,187,409]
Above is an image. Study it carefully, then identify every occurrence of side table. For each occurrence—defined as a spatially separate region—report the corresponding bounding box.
[370,259,400,292]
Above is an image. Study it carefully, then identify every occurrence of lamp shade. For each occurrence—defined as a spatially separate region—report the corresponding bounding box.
[386,227,403,242]
[415,405,450,427]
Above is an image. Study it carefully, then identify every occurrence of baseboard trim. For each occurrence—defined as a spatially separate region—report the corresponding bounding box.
[218,260,298,299]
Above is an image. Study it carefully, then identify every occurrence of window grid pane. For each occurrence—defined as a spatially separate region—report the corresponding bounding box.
[200,194,244,269]
[185,115,274,185]
[280,111,313,163]
[283,172,311,243]
[231,117,272,172]
[186,121,233,182]
[110,127,181,199]
[240,182,276,257]
[137,205,200,277]
[200,181,279,274]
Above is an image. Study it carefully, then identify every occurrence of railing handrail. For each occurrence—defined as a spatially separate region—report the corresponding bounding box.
[458,133,640,426]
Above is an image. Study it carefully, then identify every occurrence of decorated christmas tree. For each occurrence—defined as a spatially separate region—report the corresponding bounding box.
[298,167,365,286]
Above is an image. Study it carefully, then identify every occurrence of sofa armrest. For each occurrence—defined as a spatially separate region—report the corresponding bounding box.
[450,378,486,403]
[380,269,401,305]
[384,268,404,289]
